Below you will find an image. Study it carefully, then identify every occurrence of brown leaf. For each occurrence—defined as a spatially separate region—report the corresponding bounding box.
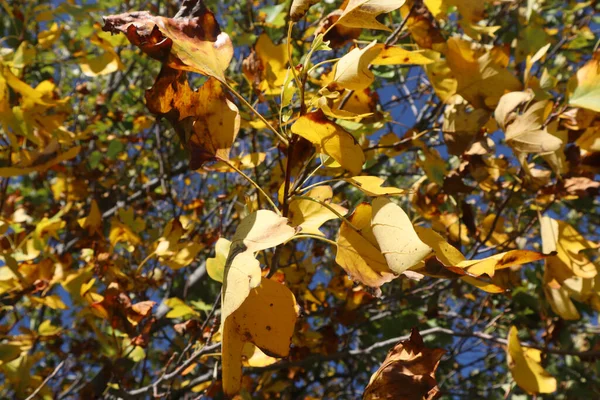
[290,0,319,21]
[363,328,445,400]
[103,0,233,81]
[562,176,600,197]
[145,66,240,168]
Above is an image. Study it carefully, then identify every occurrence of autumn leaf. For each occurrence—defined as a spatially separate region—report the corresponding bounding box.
[455,250,545,278]
[336,203,396,288]
[102,2,233,81]
[507,326,557,394]
[146,67,240,169]
[230,210,296,253]
[371,197,432,276]
[223,278,298,396]
[291,111,365,175]
[206,238,231,283]
[567,52,600,112]
[445,37,522,109]
[79,33,124,77]
[254,34,289,95]
[290,0,319,22]
[337,0,406,32]
[333,40,380,91]
[289,186,347,235]
[221,251,262,324]
[77,200,103,236]
[348,176,405,196]
[363,328,445,400]
[371,44,436,65]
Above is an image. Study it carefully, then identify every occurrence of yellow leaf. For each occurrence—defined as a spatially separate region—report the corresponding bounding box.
[371,44,435,65]
[504,100,562,154]
[414,226,465,266]
[38,320,61,336]
[333,40,380,91]
[255,34,289,95]
[543,269,581,320]
[289,186,347,235]
[221,251,262,324]
[507,326,557,394]
[480,214,510,246]
[442,95,490,155]
[241,343,278,367]
[164,297,199,319]
[338,0,406,31]
[348,176,405,196]
[371,197,432,276]
[291,111,365,175]
[456,250,545,278]
[567,52,600,112]
[423,53,457,103]
[38,23,63,49]
[445,37,522,109]
[29,294,68,310]
[223,278,297,396]
[231,210,296,253]
[207,238,231,283]
[335,203,395,288]
[77,199,103,236]
[0,145,81,178]
[541,216,598,279]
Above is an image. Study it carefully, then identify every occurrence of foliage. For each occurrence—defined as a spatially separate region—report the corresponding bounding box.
[0,0,599,398]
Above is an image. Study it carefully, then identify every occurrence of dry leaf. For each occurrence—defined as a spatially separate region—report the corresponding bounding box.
[338,0,406,32]
[363,328,445,400]
[102,2,233,81]
[290,0,319,21]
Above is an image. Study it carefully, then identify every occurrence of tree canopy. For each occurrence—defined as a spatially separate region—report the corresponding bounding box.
[0,0,599,399]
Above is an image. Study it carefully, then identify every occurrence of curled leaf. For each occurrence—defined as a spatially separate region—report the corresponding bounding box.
[336,203,396,288]
[338,0,406,32]
[290,0,319,21]
[333,40,380,91]
[364,328,445,400]
[146,68,240,168]
[231,210,296,253]
[371,197,432,276]
[507,326,557,394]
[102,1,233,81]
[289,186,347,235]
[291,111,365,175]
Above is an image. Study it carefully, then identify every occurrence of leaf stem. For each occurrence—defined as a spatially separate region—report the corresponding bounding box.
[292,233,338,247]
[217,157,281,215]
[222,81,289,145]
[291,194,359,232]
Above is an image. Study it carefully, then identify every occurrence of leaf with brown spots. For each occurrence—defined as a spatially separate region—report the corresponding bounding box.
[223,278,298,396]
[363,328,445,400]
[145,66,240,168]
[102,0,233,81]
